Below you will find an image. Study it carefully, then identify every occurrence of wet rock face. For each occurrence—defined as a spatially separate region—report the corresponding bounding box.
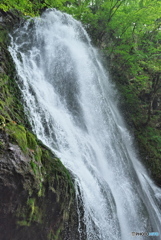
[0,10,80,240]
[0,129,79,240]
[0,130,35,240]
[0,138,30,240]
[0,9,20,29]
[0,9,20,73]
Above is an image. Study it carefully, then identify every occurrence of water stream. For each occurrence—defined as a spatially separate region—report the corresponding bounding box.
[9,9,161,240]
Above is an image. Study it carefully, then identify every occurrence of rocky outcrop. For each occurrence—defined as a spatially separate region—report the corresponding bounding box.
[0,130,79,240]
[0,9,80,240]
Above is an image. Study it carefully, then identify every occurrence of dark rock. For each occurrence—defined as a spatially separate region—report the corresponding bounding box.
[0,128,80,240]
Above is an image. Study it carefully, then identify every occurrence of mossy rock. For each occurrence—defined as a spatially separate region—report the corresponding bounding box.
[26,131,37,151]
[0,114,5,124]
[6,122,28,153]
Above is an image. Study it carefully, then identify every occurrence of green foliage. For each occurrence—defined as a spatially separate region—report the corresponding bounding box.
[48,227,62,240]
[136,125,161,182]
[0,0,76,16]
[0,0,33,15]
[6,122,28,152]
[71,0,161,90]
[26,131,37,151]
[17,197,42,226]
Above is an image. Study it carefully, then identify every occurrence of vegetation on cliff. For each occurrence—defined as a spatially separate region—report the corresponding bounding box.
[0,9,79,240]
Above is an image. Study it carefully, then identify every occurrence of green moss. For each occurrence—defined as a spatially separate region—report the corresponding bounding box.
[35,146,42,162]
[17,220,30,227]
[30,160,38,174]
[26,131,37,150]
[0,114,5,125]
[0,27,8,45]
[38,181,45,197]
[48,227,62,240]
[41,149,74,192]
[5,118,74,198]
[136,126,161,183]
[6,122,28,153]
[27,198,42,223]
[0,73,28,124]
[17,197,43,227]
[0,140,4,150]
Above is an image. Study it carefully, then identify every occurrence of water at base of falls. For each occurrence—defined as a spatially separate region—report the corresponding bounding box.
[9,9,161,240]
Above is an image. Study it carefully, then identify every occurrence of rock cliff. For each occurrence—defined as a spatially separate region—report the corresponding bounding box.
[0,9,79,240]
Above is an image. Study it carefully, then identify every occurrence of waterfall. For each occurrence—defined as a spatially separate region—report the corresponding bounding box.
[9,9,161,240]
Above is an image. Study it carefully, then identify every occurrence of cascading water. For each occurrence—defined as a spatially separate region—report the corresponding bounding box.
[9,9,161,240]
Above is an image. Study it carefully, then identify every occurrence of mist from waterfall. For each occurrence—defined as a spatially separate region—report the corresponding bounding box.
[9,9,161,240]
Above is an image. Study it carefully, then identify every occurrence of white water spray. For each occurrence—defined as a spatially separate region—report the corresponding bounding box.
[9,9,161,240]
